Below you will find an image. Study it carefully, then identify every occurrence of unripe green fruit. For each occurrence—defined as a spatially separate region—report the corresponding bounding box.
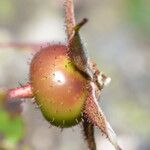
[30,45,88,127]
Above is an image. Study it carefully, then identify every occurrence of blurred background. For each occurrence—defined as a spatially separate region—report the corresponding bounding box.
[0,0,150,149]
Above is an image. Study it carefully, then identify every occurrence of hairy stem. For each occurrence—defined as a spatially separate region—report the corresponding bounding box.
[0,84,33,101]
[65,0,76,40]
[64,0,97,149]
[83,117,96,150]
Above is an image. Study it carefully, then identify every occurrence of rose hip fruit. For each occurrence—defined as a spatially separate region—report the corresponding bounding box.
[30,44,88,127]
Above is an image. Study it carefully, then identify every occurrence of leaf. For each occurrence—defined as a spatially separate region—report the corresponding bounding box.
[68,18,93,79]
[0,109,24,146]
[83,82,122,150]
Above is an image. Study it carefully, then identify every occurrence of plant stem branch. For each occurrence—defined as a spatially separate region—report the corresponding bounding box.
[2,84,33,100]
[0,42,41,49]
[83,117,96,150]
[64,1,97,149]
[65,0,76,40]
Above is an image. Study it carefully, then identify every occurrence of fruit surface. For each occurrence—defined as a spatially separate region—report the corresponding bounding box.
[30,45,88,127]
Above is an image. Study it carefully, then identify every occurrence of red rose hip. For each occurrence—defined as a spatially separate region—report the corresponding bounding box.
[30,45,88,127]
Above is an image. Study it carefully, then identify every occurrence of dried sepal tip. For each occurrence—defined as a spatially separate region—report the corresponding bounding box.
[83,82,122,150]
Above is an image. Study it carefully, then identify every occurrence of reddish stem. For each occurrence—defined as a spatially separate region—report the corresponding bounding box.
[0,42,43,50]
[6,84,33,100]
[65,0,76,40]
[83,117,96,150]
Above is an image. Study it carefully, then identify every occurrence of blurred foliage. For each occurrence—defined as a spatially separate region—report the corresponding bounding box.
[0,89,6,106]
[0,109,24,148]
[127,0,150,35]
[0,0,14,25]
[0,92,24,149]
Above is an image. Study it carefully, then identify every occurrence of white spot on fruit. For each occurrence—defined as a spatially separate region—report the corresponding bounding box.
[53,71,66,84]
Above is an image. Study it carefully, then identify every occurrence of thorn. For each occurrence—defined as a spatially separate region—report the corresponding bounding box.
[32,101,36,104]
[35,104,42,109]
[35,105,39,109]
[81,118,84,122]
[18,82,24,87]
[38,104,42,108]
[31,97,35,101]
[104,77,111,86]
[31,97,36,104]
[81,112,83,116]
[35,90,39,94]
[75,118,78,123]
[51,118,54,122]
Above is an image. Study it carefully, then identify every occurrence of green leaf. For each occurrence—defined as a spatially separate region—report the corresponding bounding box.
[0,109,24,145]
[127,0,150,35]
